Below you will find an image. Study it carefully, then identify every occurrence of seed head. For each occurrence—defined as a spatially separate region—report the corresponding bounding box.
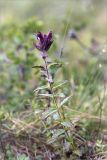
[68,29,78,39]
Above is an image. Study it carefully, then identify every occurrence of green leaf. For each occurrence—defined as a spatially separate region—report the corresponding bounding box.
[53,80,68,89]
[34,85,48,92]
[32,65,44,69]
[42,108,57,119]
[47,137,56,144]
[47,129,65,144]
[37,93,53,97]
[53,129,65,138]
[60,95,72,107]
[61,121,71,128]
[48,62,62,74]
[37,93,65,98]
[48,62,62,69]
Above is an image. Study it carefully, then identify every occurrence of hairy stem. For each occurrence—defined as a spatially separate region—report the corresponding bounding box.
[43,56,75,149]
[43,57,62,119]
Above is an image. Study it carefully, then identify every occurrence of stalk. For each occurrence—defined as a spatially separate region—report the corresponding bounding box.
[43,57,62,120]
[43,55,75,150]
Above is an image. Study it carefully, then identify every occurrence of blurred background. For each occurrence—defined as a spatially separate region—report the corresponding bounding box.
[0,0,107,30]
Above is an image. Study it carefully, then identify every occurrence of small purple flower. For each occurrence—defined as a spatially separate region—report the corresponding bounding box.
[33,31,53,52]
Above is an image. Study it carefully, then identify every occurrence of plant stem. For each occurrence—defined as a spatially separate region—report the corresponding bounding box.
[43,57,74,149]
[43,57,62,119]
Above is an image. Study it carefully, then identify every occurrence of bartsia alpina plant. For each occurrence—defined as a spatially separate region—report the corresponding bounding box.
[33,31,75,155]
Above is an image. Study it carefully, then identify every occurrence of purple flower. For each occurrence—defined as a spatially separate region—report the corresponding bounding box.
[34,31,53,52]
